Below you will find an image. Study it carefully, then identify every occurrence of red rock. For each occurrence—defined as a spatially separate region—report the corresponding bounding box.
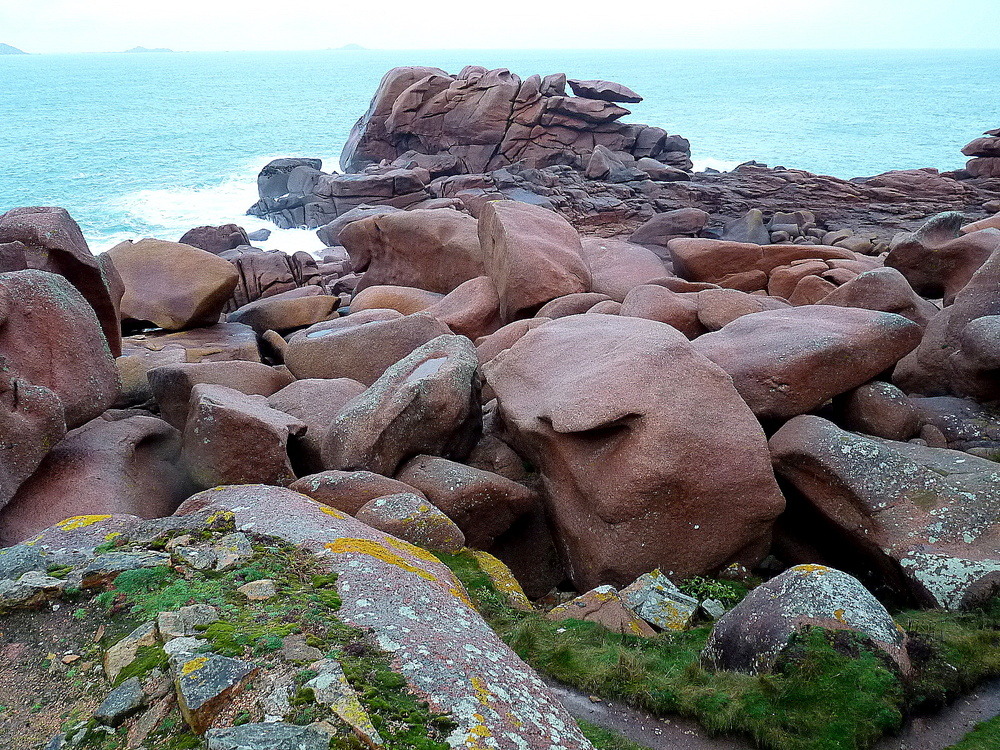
[0,270,119,431]
[289,470,425,515]
[967,157,1000,178]
[587,300,622,314]
[396,455,536,548]
[894,249,1000,400]
[222,247,323,310]
[341,209,484,295]
[961,213,1000,235]
[107,238,239,330]
[423,276,503,341]
[121,323,261,364]
[0,206,123,355]
[227,288,340,334]
[284,311,450,385]
[885,212,1000,302]
[536,293,612,319]
[355,492,465,553]
[695,288,789,331]
[322,335,481,475]
[630,208,709,250]
[267,378,367,474]
[482,314,784,589]
[579,237,668,302]
[0,413,190,546]
[478,201,592,319]
[786,273,839,305]
[350,285,443,315]
[694,306,921,421]
[619,285,704,338]
[567,79,642,103]
[148,361,294,429]
[833,381,921,441]
[181,384,306,488]
[546,586,656,637]
[475,319,550,366]
[178,224,248,255]
[819,267,939,328]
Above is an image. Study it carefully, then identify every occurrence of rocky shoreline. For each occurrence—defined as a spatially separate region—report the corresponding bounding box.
[2,66,1000,750]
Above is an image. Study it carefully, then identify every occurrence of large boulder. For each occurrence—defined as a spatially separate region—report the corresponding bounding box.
[322,335,482,475]
[284,311,450,385]
[0,269,119,436]
[701,565,910,675]
[267,378,367,474]
[885,212,1000,303]
[148,361,294,429]
[693,306,922,421]
[0,206,123,355]
[340,209,484,294]
[289,470,425,515]
[0,413,190,546]
[478,201,591,319]
[221,247,324,310]
[423,276,504,341]
[579,237,669,302]
[396,455,537,548]
[483,314,785,590]
[818,267,939,328]
[226,287,340,335]
[771,415,1000,609]
[121,322,261,364]
[181,384,306,488]
[894,249,1000,400]
[174,485,592,750]
[107,238,239,330]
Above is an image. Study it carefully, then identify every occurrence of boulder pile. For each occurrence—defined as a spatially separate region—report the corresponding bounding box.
[962,127,1000,179]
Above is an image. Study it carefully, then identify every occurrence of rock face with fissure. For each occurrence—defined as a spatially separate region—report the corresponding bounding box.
[174,485,591,750]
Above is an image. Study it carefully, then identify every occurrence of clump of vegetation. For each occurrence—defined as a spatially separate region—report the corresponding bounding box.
[576,719,651,750]
[73,529,455,750]
[945,714,1000,749]
[435,551,1000,750]
[677,575,750,607]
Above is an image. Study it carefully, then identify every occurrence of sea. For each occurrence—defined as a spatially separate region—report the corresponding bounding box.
[1,49,998,254]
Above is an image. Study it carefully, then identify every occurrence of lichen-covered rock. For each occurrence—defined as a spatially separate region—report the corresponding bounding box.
[171,652,259,733]
[94,677,145,727]
[771,415,1000,609]
[701,565,909,675]
[174,485,591,750]
[546,585,656,637]
[158,604,220,640]
[0,570,67,610]
[104,621,158,681]
[290,470,425,515]
[305,659,384,747]
[80,551,171,589]
[355,492,465,553]
[322,335,481,476]
[206,722,330,750]
[620,570,698,631]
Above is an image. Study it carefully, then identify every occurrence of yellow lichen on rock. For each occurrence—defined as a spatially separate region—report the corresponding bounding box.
[470,551,532,611]
[56,515,112,531]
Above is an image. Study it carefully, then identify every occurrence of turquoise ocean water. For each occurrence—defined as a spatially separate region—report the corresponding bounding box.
[1,49,998,253]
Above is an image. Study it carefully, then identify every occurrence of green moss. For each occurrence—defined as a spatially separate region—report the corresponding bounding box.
[113,644,169,687]
[676,576,751,608]
[945,714,1000,749]
[436,550,1000,750]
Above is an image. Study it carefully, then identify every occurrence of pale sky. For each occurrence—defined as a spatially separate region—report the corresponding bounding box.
[2,0,998,54]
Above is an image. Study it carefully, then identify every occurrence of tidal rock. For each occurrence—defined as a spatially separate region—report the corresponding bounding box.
[222,247,323,310]
[423,275,504,341]
[175,484,591,750]
[322,335,481,475]
[315,204,402,247]
[340,208,484,294]
[266,378,367,473]
[483,314,784,589]
[227,287,340,335]
[478,200,592,319]
[351,285,444,315]
[771,415,1000,609]
[0,206,123,354]
[693,306,922,421]
[148,360,294,429]
[107,238,239,330]
[701,564,909,675]
[178,224,249,255]
[284,310,450,385]
[181,384,306,488]
[722,209,771,245]
[567,78,643,103]
[396,455,536,548]
[619,284,704,337]
[289,470,425,515]
[629,208,710,251]
[355,492,466,553]
[0,413,190,546]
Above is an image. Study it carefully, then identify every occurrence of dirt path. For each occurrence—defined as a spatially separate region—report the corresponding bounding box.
[550,678,1000,750]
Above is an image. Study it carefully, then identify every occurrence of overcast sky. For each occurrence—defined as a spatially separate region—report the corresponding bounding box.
[3,0,998,54]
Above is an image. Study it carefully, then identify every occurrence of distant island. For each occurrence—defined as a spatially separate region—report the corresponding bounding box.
[123,46,174,53]
[0,43,27,55]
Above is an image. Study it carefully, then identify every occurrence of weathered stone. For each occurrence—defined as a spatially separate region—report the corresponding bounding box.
[620,570,699,631]
[94,677,145,727]
[355,492,465,553]
[546,585,656,637]
[305,659,384,747]
[290,470,425,515]
[701,565,909,675]
[0,571,67,609]
[206,722,330,750]
[0,544,46,581]
[237,578,277,600]
[172,652,258,733]
[104,621,158,682]
[158,604,221,641]
[80,551,171,589]
[121,323,261,364]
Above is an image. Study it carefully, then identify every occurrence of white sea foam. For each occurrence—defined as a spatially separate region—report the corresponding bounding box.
[691,156,745,173]
[87,154,337,256]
